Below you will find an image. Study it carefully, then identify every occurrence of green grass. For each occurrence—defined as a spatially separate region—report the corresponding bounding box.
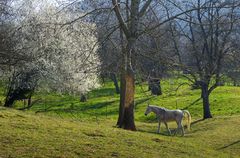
[0,78,240,157]
[0,107,239,158]
[14,79,240,121]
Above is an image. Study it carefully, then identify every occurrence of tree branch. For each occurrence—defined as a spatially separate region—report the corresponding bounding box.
[112,0,130,37]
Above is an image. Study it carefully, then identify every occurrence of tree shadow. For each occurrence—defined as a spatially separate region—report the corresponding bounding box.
[182,97,202,110]
[137,128,170,136]
[190,118,204,126]
[138,127,183,137]
[217,140,240,150]
[35,100,119,117]
[89,87,117,98]
[79,100,117,111]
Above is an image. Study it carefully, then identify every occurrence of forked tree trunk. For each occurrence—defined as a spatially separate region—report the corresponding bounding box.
[113,0,152,131]
[117,38,136,131]
[201,83,212,119]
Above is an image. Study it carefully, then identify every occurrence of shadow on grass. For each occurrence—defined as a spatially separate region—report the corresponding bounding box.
[138,128,182,137]
[217,140,240,150]
[79,100,117,111]
[89,87,117,98]
[35,100,119,117]
[190,118,204,125]
[182,97,202,110]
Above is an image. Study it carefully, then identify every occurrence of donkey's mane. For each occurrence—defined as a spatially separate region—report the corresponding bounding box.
[149,105,167,111]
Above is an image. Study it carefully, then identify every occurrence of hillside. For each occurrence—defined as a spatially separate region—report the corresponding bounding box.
[0,80,240,157]
[0,107,239,158]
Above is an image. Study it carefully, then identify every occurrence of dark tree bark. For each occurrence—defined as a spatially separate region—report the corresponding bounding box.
[233,80,236,86]
[4,88,32,107]
[27,95,32,107]
[148,79,162,95]
[198,81,212,119]
[110,73,120,94]
[100,73,105,84]
[4,95,15,107]
[117,69,136,130]
[80,94,87,102]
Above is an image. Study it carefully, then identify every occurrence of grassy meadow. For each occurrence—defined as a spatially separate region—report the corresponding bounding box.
[0,78,240,157]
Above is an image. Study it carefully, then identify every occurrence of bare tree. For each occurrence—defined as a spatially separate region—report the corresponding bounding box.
[171,0,240,118]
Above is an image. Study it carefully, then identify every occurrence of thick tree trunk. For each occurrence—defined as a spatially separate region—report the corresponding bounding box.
[117,69,136,130]
[110,73,120,94]
[201,83,212,119]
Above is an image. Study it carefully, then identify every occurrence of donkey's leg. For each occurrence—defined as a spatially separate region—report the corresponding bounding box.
[164,122,171,135]
[180,120,185,136]
[157,120,161,133]
[177,120,184,136]
[174,121,179,135]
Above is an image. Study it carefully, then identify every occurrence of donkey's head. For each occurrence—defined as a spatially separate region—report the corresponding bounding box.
[144,104,152,116]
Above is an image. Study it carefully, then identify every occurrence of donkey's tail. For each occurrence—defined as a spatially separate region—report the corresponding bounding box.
[183,110,191,131]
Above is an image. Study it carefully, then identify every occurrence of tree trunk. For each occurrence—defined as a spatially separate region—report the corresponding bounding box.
[117,69,136,130]
[100,73,105,84]
[110,73,120,94]
[80,94,87,102]
[4,87,13,107]
[4,95,14,107]
[233,80,237,86]
[27,96,32,107]
[201,83,212,119]
[117,37,136,131]
[148,79,162,95]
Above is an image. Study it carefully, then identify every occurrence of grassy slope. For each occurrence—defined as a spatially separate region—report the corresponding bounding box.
[0,108,239,158]
[0,79,240,157]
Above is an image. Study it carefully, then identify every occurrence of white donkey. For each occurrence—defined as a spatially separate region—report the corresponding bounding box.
[144,104,191,136]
